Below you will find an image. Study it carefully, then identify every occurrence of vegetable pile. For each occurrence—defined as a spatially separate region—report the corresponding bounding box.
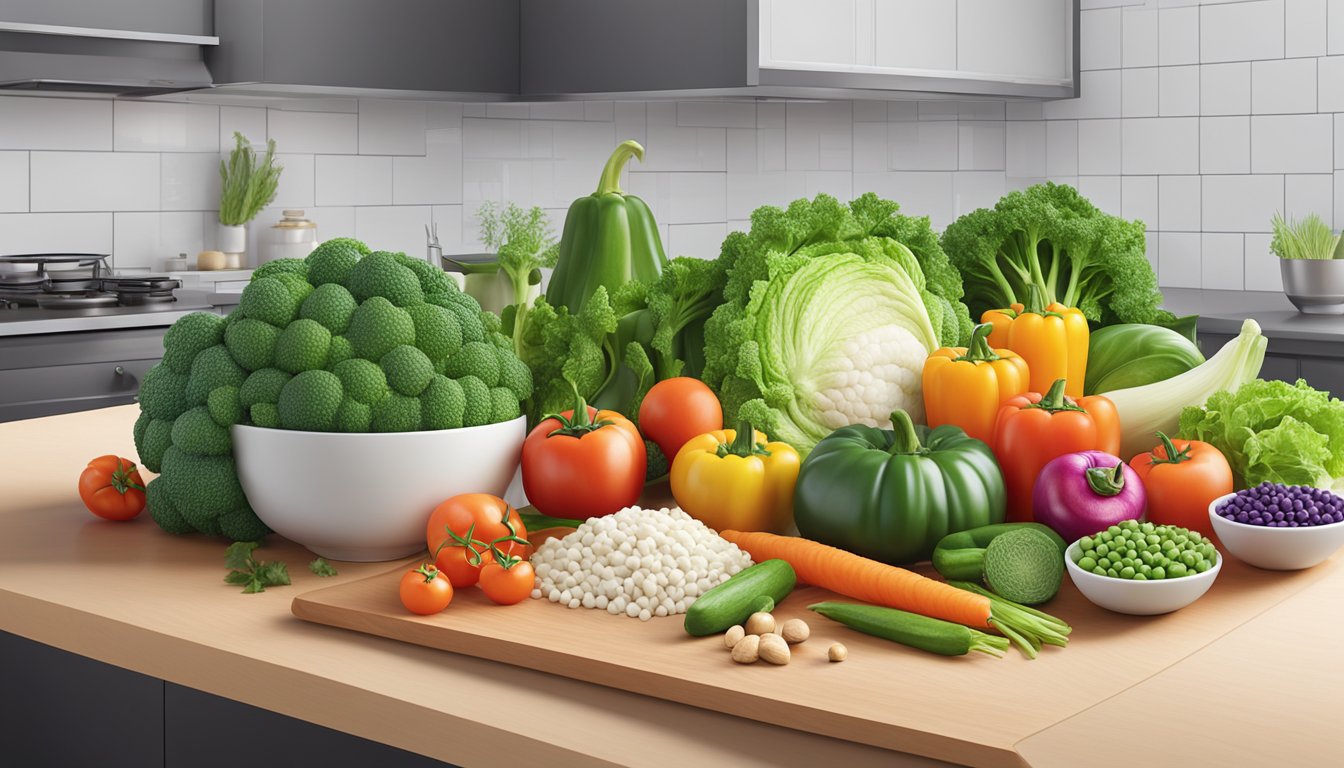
[133,238,532,540]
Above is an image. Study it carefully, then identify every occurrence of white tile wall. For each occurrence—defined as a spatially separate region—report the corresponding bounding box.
[0,2,1338,290]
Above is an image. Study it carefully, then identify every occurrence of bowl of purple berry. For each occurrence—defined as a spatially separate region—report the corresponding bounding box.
[1209,483,1344,570]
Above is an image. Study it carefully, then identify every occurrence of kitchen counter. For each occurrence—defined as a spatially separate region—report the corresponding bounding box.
[3,406,1341,767]
[1162,288,1344,344]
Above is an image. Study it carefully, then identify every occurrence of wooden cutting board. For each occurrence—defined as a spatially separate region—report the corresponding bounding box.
[292,550,1337,768]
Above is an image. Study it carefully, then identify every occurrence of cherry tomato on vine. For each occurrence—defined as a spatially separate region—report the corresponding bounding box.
[479,560,536,606]
[425,494,527,588]
[399,563,454,615]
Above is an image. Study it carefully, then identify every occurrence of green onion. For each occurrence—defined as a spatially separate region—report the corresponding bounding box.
[1270,212,1339,260]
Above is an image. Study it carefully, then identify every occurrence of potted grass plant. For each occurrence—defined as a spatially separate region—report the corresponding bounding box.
[218,132,282,268]
[1271,212,1344,315]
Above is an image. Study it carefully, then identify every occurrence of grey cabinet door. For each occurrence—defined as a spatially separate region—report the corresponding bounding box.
[210,0,519,94]
[0,0,211,35]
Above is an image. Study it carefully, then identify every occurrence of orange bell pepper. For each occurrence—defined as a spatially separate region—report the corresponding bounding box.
[923,323,1030,444]
[981,287,1089,398]
[993,378,1121,523]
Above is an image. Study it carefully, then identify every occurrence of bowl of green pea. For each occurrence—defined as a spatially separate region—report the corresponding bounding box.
[1065,520,1222,615]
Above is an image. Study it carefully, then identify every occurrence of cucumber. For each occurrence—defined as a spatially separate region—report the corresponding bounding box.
[683,559,796,637]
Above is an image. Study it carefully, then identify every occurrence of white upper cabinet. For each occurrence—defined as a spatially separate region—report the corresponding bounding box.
[758,0,1074,93]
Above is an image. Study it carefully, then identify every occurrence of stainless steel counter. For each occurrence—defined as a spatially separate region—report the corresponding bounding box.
[0,292,216,337]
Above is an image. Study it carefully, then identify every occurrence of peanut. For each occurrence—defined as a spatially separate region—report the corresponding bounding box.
[731,634,760,664]
[744,611,776,636]
[780,618,810,644]
[724,624,746,650]
[828,642,848,662]
[758,633,791,666]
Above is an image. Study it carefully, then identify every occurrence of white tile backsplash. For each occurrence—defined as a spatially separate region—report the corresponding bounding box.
[30,152,158,212]
[0,152,28,212]
[1201,0,1285,64]
[358,101,428,156]
[315,155,393,206]
[114,101,217,153]
[1251,114,1333,173]
[268,110,359,155]
[0,97,112,151]
[0,2,1337,293]
[1251,58,1318,114]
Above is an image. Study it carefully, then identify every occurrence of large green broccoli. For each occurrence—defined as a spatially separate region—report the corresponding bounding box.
[134,240,532,541]
[940,181,1164,326]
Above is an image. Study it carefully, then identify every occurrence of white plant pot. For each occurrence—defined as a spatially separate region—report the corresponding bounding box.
[217,223,246,266]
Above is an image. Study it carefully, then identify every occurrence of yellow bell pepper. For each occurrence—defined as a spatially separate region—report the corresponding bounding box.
[669,421,800,534]
[922,323,1030,444]
[981,287,1089,398]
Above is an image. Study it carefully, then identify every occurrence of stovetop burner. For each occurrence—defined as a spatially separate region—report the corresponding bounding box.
[0,254,181,311]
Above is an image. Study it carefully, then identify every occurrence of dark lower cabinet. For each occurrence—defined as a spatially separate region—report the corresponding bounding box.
[1198,331,1344,397]
[0,631,454,768]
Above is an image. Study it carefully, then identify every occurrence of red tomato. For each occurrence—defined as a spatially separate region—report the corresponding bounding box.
[479,560,536,606]
[638,378,723,464]
[399,564,454,615]
[426,494,527,588]
[521,404,645,519]
[78,455,146,521]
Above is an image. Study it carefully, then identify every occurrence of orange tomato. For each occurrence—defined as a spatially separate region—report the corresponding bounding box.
[78,455,146,521]
[426,494,527,588]
[638,377,723,464]
[1129,433,1233,538]
[479,560,536,606]
[399,564,454,615]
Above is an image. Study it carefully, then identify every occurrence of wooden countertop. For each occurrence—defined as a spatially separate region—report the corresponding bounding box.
[3,406,1340,767]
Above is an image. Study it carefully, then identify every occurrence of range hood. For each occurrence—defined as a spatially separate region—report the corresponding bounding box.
[0,21,216,97]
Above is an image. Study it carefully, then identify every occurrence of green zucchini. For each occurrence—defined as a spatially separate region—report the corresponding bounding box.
[683,559,796,637]
[809,602,1009,658]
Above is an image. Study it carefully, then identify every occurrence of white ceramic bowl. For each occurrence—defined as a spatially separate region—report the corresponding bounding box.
[1208,492,1344,570]
[1064,540,1221,615]
[233,417,525,562]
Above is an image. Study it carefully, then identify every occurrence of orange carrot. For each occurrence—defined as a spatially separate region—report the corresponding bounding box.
[720,530,994,629]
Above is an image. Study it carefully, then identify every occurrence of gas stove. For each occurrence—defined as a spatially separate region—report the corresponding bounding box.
[0,254,182,311]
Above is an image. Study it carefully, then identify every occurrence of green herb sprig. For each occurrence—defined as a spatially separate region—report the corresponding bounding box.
[224,542,291,593]
[219,132,283,226]
[308,558,338,577]
[1270,212,1340,260]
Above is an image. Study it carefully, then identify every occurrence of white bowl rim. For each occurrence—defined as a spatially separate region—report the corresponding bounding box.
[1065,538,1222,586]
[232,414,526,439]
[1207,490,1344,532]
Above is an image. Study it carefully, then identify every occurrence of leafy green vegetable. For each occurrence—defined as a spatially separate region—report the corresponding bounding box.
[1270,212,1340,260]
[219,132,281,226]
[308,558,338,577]
[702,198,947,454]
[224,542,291,593]
[469,201,559,353]
[1179,378,1344,489]
[1107,318,1266,459]
[1084,323,1204,395]
[642,256,726,380]
[941,182,1167,327]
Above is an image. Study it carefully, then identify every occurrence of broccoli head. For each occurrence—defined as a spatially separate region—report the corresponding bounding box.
[135,236,531,541]
[940,181,1162,325]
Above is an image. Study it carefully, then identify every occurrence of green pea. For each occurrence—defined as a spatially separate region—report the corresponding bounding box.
[1133,572,1147,580]
[1145,534,1160,546]
[1093,566,1108,576]
[1151,566,1166,580]
[1139,564,1152,576]
[1182,552,1197,567]
[1108,551,1122,563]
[1107,568,1119,578]
[1169,562,1188,578]
[1107,525,1122,535]
[1078,556,1098,571]
[1201,544,1216,559]
[1194,559,1212,573]
[1120,566,1136,578]
[1126,549,1138,559]
[1095,543,1110,556]
[1080,536,1095,551]
[1140,522,1155,534]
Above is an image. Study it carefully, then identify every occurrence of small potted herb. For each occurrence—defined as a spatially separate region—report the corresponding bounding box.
[1271,212,1344,315]
[218,132,282,268]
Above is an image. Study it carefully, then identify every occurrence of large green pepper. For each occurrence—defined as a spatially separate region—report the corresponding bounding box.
[793,410,1006,565]
[546,140,666,314]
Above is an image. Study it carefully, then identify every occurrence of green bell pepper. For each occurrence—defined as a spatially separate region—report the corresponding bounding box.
[546,139,667,314]
[930,523,1067,581]
[793,410,1006,565]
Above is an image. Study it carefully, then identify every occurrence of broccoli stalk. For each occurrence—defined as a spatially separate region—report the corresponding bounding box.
[467,201,559,358]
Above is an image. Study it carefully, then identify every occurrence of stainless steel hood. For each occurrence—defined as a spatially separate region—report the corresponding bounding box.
[0,21,216,97]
